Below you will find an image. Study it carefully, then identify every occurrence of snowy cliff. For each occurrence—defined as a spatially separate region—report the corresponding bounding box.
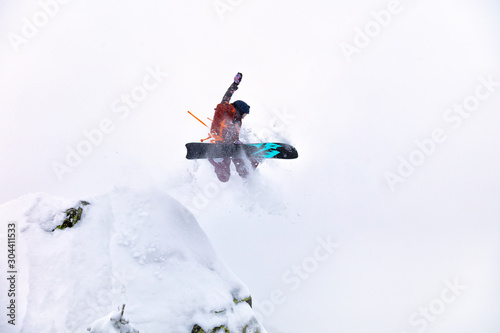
[0,188,266,333]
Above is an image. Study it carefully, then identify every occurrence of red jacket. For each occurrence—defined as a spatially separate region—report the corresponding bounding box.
[210,82,242,143]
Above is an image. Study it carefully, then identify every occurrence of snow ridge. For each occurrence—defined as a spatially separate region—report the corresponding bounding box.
[0,188,266,333]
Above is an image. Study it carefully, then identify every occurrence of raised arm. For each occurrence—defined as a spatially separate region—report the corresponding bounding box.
[221,72,242,103]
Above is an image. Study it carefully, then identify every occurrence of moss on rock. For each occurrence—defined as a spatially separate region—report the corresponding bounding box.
[191,324,230,333]
[53,200,90,231]
[233,296,252,308]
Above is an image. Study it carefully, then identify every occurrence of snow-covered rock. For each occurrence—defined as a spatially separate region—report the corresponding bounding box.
[0,188,266,333]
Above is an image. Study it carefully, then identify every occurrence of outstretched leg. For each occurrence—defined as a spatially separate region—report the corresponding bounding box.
[209,158,231,182]
[233,158,259,179]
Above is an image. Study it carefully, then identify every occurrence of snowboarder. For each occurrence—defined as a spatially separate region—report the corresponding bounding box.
[208,72,259,182]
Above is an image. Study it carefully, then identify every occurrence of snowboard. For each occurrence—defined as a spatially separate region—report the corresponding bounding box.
[185,142,298,160]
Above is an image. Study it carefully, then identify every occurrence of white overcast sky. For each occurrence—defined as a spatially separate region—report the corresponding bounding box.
[1,0,500,332]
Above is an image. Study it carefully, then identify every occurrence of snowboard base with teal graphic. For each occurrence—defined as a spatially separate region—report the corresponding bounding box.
[185,142,298,160]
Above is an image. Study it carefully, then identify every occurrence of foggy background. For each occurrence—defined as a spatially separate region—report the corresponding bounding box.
[1,0,500,332]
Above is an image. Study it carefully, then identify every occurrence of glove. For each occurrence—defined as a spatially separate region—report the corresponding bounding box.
[234,72,242,85]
